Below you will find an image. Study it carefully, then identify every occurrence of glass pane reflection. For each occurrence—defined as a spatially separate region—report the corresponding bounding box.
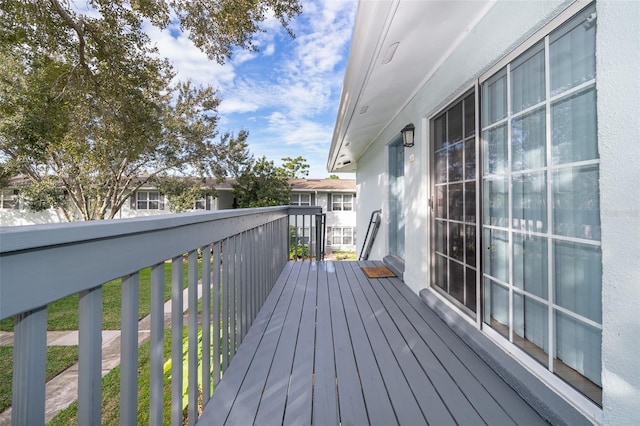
[553,165,600,240]
[512,172,547,233]
[513,234,548,299]
[554,240,602,323]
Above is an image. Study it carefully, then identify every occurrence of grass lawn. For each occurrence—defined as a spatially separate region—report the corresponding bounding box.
[329,250,357,261]
[49,328,178,425]
[0,346,80,413]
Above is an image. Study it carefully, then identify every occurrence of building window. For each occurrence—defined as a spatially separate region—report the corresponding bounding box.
[332,194,353,211]
[0,189,19,209]
[137,191,164,210]
[481,4,600,405]
[291,226,311,245]
[194,198,206,210]
[290,193,311,206]
[331,227,354,245]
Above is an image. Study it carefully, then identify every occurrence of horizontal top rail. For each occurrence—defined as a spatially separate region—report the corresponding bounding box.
[0,206,322,320]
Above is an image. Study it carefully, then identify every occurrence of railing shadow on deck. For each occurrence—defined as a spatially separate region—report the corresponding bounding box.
[0,206,324,425]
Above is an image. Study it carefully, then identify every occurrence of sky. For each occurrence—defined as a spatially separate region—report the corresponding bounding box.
[145,0,358,178]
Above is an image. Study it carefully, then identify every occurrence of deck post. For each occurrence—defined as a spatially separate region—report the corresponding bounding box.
[11,307,47,426]
[149,263,165,424]
[120,273,140,426]
[78,286,103,426]
[187,250,199,426]
[171,256,184,426]
[201,244,212,403]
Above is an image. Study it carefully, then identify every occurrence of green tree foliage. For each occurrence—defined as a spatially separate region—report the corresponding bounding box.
[0,0,301,220]
[328,174,340,179]
[151,176,215,213]
[232,156,290,208]
[281,156,309,179]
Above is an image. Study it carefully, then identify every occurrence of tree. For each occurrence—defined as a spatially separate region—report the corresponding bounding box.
[232,156,290,208]
[281,156,309,179]
[328,174,340,179]
[0,0,301,220]
[151,176,216,213]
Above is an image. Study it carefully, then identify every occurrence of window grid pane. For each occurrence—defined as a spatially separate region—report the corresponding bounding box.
[431,92,478,315]
[480,4,600,404]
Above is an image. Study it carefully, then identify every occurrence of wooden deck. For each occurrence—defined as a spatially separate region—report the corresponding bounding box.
[199,261,546,425]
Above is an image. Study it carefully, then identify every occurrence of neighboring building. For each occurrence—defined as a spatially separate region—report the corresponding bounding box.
[0,178,357,254]
[328,1,638,424]
[0,177,223,225]
[289,178,357,253]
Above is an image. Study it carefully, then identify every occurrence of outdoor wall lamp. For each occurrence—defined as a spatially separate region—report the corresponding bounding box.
[401,123,415,148]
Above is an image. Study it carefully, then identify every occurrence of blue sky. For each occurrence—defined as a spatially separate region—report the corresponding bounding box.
[146,0,358,178]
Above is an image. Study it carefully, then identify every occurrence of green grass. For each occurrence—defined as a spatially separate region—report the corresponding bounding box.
[0,346,80,413]
[49,328,177,425]
[332,250,357,261]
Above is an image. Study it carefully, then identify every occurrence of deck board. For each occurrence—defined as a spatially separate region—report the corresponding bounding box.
[199,261,545,426]
[253,261,307,425]
[327,262,369,425]
[312,262,339,425]
[282,261,317,425]
[381,269,547,425]
[356,261,488,425]
[347,262,457,426]
[375,270,517,425]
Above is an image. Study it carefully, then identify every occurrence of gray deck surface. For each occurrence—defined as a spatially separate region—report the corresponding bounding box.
[199,261,546,425]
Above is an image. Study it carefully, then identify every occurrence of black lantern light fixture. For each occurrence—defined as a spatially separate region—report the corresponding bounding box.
[401,123,415,148]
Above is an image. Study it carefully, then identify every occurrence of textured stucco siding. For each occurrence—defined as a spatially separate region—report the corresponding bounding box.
[596,1,640,424]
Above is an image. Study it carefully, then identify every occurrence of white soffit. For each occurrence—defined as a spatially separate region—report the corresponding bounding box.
[328,0,494,173]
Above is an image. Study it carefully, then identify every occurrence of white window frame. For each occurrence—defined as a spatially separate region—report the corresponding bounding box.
[332,193,353,211]
[331,227,354,246]
[136,190,164,210]
[290,193,311,206]
[193,197,206,210]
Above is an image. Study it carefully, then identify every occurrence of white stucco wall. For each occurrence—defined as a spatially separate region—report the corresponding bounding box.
[0,209,67,226]
[355,141,388,260]
[596,1,640,423]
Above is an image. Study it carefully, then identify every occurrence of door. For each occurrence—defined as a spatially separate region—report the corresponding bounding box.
[430,91,478,314]
[389,139,405,259]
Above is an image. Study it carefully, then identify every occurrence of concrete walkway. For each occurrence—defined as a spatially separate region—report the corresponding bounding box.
[0,285,201,424]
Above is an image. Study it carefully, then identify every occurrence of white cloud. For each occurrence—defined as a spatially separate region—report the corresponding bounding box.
[233,50,259,66]
[219,99,260,114]
[145,22,237,88]
[263,44,276,56]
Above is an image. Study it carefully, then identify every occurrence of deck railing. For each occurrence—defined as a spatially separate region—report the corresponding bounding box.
[0,205,323,425]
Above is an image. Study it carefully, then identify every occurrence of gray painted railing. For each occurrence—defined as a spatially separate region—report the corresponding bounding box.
[0,205,323,425]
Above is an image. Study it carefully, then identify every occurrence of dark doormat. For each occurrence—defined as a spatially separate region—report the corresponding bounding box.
[362,266,396,278]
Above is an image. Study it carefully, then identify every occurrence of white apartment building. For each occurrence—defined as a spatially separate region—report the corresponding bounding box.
[0,178,357,253]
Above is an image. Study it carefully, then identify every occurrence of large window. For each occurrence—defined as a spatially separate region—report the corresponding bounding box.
[431,91,478,313]
[330,227,354,245]
[136,191,164,210]
[194,198,206,210]
[290,193,311,206]
[481,5,600,405]
[332,194,353,211]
